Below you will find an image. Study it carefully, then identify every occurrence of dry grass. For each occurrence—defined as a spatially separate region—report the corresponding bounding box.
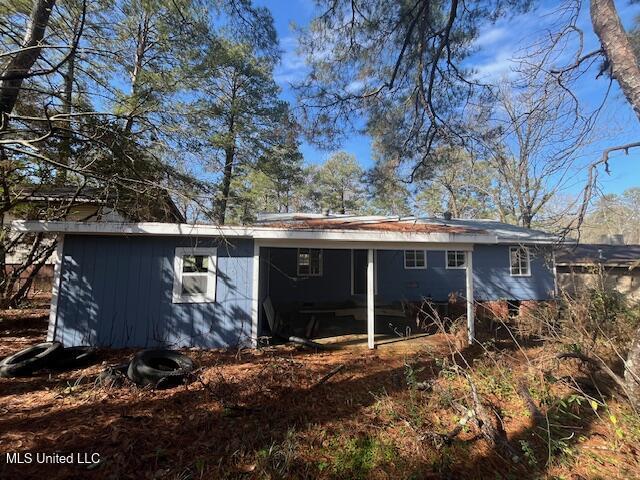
[0,310,639,479]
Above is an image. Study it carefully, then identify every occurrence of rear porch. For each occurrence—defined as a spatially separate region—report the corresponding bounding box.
[254,245,476,349]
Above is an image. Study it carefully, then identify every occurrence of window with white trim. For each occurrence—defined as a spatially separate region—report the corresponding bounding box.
[172,247,217,303]
[509,246,531,276]
[404,250,427,269]
[446,250,466,269]
[297,248,322,276]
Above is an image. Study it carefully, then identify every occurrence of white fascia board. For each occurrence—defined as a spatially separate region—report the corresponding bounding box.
[11,220,254,238]
[256,239,478,251]
[10,220,498,245]
[495,236,559,245]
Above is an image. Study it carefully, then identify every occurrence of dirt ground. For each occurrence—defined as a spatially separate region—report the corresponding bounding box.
[1,310,639,480]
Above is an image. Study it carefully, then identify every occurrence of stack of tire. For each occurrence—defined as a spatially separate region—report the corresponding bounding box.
[0,342,195,389]
[126,349,196,389]
[93,350,197,389]
[0,342,96,377]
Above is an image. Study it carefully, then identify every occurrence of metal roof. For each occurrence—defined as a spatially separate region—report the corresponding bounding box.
[255,214,557,244]
[556,244,640,268]
[10,214,558,246]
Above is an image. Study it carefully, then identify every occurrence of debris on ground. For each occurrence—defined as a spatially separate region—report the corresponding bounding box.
[127,349,195,388]
[1,309,639,479]
[0,341,63,377]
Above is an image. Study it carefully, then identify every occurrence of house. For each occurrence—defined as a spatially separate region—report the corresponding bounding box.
[3,185,186,225]
[4,185,185,297]
[11,214,557,349]
[556,244,640,302]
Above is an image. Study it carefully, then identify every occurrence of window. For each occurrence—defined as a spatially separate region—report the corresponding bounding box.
[446,250,467,269]
[172,247,217,303]
[509,246,531,276]
[297,248,322,276]
[404,250,427,269]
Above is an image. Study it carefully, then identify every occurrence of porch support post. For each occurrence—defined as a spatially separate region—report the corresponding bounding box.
[367,248,375,349]
[466,250,475,343]
[250,242,260,348]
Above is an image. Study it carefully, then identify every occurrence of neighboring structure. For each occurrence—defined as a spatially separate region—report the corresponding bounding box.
[12,214,557,350]
[4,186,185,298]
[556,244,640,302]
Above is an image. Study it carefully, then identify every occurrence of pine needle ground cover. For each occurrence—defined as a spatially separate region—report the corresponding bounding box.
[1,310,638,480]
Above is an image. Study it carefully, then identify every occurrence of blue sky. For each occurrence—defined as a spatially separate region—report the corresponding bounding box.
[259,0,640,197]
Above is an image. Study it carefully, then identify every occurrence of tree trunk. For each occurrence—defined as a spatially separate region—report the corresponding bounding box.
[216,144,235,225]
[591,0,640,409]
[57,33,76,183]
[124,12,150,134]
[625,327,640,409]
[0,0,56,117]
[444,183,459,217]
[591,0,640,122]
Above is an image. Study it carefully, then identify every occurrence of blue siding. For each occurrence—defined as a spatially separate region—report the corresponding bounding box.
[54,239,555,349]
[377,250,466,302]
[473,245,555,300]
[266,246,555,306]
[54,235,254,348]
[266,248,352,305]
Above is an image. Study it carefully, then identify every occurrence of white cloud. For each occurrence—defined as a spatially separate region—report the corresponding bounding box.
[468,8,552,82]
[472,49,517,81]
[474,26,508,48]
[274,35,308,86]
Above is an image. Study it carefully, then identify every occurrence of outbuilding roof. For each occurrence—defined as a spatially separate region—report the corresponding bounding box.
[13,185,186,223]
[556,244,640,268]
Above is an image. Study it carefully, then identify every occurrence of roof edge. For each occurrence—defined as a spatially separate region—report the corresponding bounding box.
[10,220,504,244]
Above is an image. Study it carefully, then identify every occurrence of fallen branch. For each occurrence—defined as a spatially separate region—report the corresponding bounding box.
[517,381,545,426]
[465,371,520,463]
[310,364,345,388]
[556,352,626,392]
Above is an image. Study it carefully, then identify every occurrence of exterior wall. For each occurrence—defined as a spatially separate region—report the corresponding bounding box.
[53,235,254,348]
[266,248,353,305]
[472,245,555,301]
[51,240,555,349]
[266,245,556,307]
[377,250,466,302]
[557,266,640,303]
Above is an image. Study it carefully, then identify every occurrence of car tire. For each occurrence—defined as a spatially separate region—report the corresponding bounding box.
[0,342,63,377]
[51,346,98,370]
[127,349,195,389]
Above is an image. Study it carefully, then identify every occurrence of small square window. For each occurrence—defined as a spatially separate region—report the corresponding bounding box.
[509,246,531,276]
[297,248,322,276]
[173,247,217,303]
[446,250,466,269]
[404,250,427,269]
